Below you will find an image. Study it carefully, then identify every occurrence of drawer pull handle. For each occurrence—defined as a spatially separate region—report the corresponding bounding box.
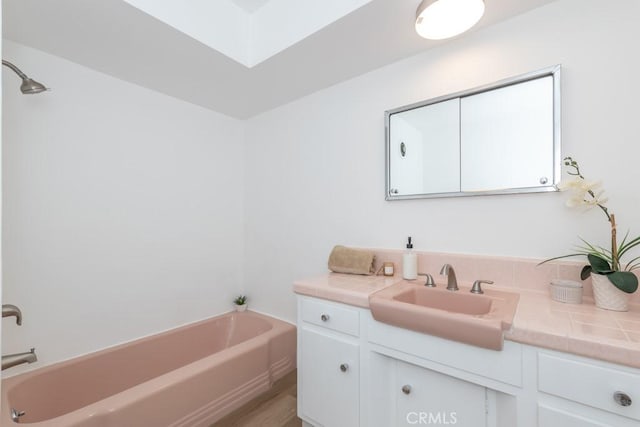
[402,385,412,395]
[340,363,349,372]
[614,391,632,407]
[320,314,330,322]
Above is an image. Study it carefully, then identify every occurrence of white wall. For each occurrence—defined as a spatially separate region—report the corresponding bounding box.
[2,40,245,374]
[244,0,640,322]
[0,0,4,366]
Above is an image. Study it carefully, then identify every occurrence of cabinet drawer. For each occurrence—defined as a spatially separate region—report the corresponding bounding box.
[538,405,609,427]
[301,297,359,336]
[538,352,640,421]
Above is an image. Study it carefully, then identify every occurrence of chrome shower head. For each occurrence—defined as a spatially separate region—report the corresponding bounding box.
[2,59,48,94]
[19,78,48,94]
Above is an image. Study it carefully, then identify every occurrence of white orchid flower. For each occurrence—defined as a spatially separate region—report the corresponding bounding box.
[565,194,586,207]
[556,179,582,191]
[558,176,607,209]
[579,180,602,192]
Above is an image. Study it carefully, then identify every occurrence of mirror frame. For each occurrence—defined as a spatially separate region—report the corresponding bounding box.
[385,65,562,200]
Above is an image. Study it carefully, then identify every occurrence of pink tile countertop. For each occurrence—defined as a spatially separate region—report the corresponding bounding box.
[294,272,640,369]
[293,273,399,308]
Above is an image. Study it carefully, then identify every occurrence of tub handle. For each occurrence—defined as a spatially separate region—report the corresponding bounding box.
[340,363,348,372]
[320,314,330,322]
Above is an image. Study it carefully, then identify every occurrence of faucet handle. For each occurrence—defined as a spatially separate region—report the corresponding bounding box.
[470,280,494,294]
[417,273,436,287]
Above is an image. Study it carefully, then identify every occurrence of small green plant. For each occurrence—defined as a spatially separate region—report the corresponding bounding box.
[540,157,639,293]
[233,295,247,305]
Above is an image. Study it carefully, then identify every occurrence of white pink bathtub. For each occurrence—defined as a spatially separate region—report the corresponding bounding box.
[1,311,296,426]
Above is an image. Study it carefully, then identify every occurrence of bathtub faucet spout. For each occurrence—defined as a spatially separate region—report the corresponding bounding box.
[2,304,22,325]
[2,348,37,371]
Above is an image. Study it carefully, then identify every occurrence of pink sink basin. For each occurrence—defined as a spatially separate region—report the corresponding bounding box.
[393,287,493,315]
[369,281,520,350]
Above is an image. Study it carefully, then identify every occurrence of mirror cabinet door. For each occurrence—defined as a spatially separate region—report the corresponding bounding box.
[460,76,554,192]
[388,98,460,196]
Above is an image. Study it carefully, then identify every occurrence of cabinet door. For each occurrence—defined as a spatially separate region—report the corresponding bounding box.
[395,360,487,427]
[299,327,359,427]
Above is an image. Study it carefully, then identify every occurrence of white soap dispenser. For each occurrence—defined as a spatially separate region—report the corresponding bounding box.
[402,237,417,280]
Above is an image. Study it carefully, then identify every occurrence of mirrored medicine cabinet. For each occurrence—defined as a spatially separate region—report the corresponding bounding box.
[385,65,561,200]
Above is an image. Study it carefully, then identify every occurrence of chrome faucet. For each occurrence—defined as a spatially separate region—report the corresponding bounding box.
[439,264,459,291]
[418,273,436,287]
[2,303,38,371]
[2,304,22,325]
[470,279,494,294]
[2,348,37,370]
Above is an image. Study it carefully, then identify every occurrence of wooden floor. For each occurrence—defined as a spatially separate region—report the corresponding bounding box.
[213,370,302,427]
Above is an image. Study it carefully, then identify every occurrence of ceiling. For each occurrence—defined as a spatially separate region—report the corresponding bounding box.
[2,0,557,119]
[231,0,271,13]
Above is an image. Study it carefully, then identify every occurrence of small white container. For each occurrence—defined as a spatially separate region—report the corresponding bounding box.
[234,304,248,312]
[550,279,583,304]
[402,237,417,280]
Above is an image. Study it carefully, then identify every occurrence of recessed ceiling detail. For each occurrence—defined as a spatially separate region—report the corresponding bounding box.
[231,0,271,14]
[123,0,372,67]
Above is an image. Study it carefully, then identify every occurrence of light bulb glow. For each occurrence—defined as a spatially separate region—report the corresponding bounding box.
[415,0,485,40]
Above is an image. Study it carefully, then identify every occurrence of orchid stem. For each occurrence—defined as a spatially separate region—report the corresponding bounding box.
[611,213,619,270]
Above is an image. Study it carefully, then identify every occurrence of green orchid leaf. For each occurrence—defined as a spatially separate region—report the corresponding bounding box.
[578,237,611,257]
[625,255,640,272]
[619,231,630,248]
[580,265,592,280]
[618,235,640,259]
[588,254,613,273]
[626,258,640,272]
[607,271,639,294]
[537,254,587,266]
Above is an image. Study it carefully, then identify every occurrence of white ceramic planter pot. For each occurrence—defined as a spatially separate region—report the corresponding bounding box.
[234,304,248,312]
[591,273,630,312]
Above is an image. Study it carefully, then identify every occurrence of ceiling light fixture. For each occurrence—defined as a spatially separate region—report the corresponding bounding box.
[415,0,485,40]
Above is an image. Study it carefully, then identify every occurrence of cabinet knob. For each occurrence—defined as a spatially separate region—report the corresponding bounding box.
[402,385,412,395]
[340,363,349,372]
[614,391,632,407]
[320,314,330,322]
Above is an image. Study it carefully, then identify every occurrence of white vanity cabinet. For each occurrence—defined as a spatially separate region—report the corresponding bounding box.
[296,294,640,427]
[297,297,362,427]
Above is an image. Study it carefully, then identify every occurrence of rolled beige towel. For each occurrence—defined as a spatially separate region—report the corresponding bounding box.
[328,245,376,275]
